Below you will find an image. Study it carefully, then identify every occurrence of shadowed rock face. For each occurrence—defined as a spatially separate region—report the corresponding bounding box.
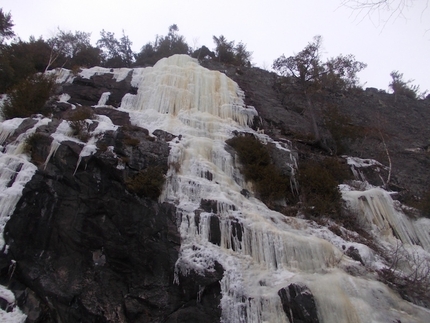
[278,284,320,323]
[201,59,430,200]
[0,117,223,322]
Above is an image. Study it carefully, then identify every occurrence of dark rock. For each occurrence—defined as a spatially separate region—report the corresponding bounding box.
[50,101,75,116]
[200,199,218,213]
[63,70,135,107]
[0,296,11,312]
[278,283,320,323]
[14,118,38,136]
[346,246,364,265]
[95,107,131,126]
[171,261,224,323]
[203,59,430,200]
[36,119,62,135]
[209,215,221,246]
[152,129,176,142]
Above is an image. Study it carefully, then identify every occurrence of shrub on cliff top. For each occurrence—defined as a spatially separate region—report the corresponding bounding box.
[1,73,56,120]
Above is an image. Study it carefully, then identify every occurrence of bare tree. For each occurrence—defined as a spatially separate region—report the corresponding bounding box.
[379,241,430,306]
[341,0,429,26]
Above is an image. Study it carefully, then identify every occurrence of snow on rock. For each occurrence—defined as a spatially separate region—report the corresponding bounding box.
[58,93,71,103]
[0,285,26,323]
[44,68,74,84]
[78,66,132,82]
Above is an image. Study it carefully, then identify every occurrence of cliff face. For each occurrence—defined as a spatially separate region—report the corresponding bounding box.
[0,55,429,323]
[200,60,430,197]
[0,114,222,322]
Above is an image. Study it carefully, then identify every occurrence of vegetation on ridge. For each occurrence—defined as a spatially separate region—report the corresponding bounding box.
[1,73,56,120]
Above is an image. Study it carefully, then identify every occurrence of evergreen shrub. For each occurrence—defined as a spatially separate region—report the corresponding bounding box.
[1,73,55,120]
[226,135,293,205]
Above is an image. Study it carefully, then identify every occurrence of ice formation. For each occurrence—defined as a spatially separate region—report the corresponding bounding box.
[343,187,430,251]
[0,54,429,322]
[0,117,50,322]
[0,117,50,247]
[119,55,430,322]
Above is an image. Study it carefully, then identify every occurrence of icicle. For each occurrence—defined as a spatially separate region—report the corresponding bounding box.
[343,188,429,251]
[97,92,111,106]
[73,144,97,175]
[43,140,61,170]
[0,118,24,145]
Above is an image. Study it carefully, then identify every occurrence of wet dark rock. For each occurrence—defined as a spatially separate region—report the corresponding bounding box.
[209,215,221,246]
[172,261,224,323]
[278,283,320,323]
[240,189,250,198]
[0,296,11,312]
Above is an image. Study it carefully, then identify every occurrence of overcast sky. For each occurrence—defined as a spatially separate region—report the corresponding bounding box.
[3,0,430,93]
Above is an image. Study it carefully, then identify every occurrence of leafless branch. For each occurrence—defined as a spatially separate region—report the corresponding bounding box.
[341,0,429,30]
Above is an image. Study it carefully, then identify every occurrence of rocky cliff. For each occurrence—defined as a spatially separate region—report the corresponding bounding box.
[0,55,429,322]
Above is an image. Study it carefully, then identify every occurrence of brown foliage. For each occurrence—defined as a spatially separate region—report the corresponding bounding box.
[297,158,343,216]
[226,135,294,205]
[125,166,165,200]
[66,106,94,142]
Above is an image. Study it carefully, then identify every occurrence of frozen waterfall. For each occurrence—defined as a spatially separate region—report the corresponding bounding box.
[119,54,430,322]
[0,117,50,322]
[1,54,429,322]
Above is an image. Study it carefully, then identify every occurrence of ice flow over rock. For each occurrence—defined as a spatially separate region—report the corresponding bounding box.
[119,55,430,322]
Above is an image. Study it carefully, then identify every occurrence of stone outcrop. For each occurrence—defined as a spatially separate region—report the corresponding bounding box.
[278,284,320,323]
[62,71,137,108]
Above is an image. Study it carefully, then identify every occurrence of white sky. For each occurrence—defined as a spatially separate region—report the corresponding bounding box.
[2,0,430,92]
